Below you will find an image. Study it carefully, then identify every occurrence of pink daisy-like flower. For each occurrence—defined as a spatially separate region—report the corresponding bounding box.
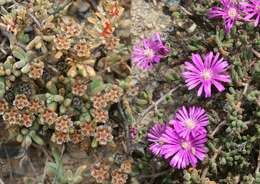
[170,106,208,139]
[161,127,208,169]
[147,123,167,155]
[132,33,170,70]
[240,0,260,27]
[209,0,240,33]
[182,52,231,98]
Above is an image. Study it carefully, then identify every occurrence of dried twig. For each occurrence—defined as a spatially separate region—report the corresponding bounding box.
[136,85,181,124]
[0,38,7,55]
[179,5,193,16]
[152,0,157,6]
[27,154,37,177]
[210,121,226,138]
[138,168,171,180]
[243,82,249,95]
[252,48,260,59]
[118,102,131,154]
[201,146,222,179]
[28,12,42,28]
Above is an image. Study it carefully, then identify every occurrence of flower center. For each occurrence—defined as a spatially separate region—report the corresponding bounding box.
[228,8,237,18]
[181,141,191,150]
[158,138,164,145]
[256,5,260,11]
[144,48,154,58]
[185,119,196,129]
[201,70,213,80]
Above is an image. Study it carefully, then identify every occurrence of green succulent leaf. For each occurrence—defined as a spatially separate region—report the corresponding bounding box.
[12,46,28,61]
[31,134,45,145]
[0,77,5,97]
[88,79,106,96]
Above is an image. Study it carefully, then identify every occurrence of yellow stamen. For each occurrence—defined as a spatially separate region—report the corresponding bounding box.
[181,141,190,149]
[144,49,154,58]
[185,119,196,129]
[228,8,237,18]
[201,70,213,80]
[158,138,164,145]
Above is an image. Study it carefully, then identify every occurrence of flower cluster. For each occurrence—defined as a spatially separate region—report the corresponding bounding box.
[90,160,132,184]
[146,50,231,169]
[132,39,231,98]
[148,106,208,169]
[131,33,170,70]
[209,0,260,33]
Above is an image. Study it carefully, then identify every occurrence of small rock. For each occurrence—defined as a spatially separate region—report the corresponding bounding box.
[78,2,90,12]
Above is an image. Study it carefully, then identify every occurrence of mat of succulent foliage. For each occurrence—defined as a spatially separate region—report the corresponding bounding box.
[0,0,259,184]
[0,0,132,183]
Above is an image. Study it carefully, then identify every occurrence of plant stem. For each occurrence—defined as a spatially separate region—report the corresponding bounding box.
[210,121,226,138]
[138,168,171,179]
[201,146,222,179]
[136,85,181,124]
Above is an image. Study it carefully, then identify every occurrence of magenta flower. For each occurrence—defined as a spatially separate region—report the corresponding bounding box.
[132,33,170,70]
[182,52,231,98]
[209,0,240,33]
[151,33,171,56]
[170,106,208,139]
[240,0,260,27]
[161,127,208,169]
[147,123,167,155]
